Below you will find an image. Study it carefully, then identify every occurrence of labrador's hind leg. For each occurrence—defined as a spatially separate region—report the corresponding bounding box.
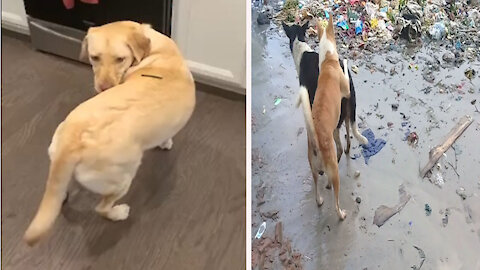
[157,138,173,150]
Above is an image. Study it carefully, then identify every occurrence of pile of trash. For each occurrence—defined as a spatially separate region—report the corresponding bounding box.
[264,0,480,58]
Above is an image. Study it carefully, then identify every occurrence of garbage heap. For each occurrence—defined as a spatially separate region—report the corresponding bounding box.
[272,0,480,59]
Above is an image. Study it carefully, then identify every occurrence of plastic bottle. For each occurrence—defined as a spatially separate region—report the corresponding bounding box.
[355,20,363,35]
[255,222,266,239]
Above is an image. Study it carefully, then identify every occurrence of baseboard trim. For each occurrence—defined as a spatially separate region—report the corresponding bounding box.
[187,60,245,95]
[1,11,30,35]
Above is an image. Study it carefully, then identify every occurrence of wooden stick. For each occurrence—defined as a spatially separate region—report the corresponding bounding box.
[420,115,473,178]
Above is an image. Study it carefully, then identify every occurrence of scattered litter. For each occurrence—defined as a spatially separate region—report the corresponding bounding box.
[361,129,386,165]
[456,187,467,200]
[297,127,304,137]
[356,197,361,204]
[351,65,359,74]
[373,184,411,227]
[252,220,303,269]
[420,115,473,178]
[442,52,455,63]
[354,170,361,178]
[407,132,419,146]
[442,209,450,227]
[398,2,423,42]
[464,68,476,80]
[425,204,432,216]
[255,221,267,239]
[355,20,363,35]
[391,103,399,111]
[411,246,426,270]
[261,210,279,220]
[274,98,283,106]
[429,22,446,40]
[263,105,266,114]
[431,170,445,188]
[256,185,266,206]
[257,12,271,25]
[275,221,283,243]
[387,122,394,128]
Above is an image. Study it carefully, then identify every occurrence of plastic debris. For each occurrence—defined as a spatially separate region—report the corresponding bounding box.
[442,209,450,227]
[351,65,359,74]
[337,20,349,30]
[425,204,432,216]
[411,246,426,270]
[397,2,423,42]
[255,221,267,239]
[431,171,445,188]
[373,184,411,227]
[407,132,418,146]
[258,12,271,25]
[456,187,467,200]
[355,20,363,35]
[274,98,282,106]
[429,22,446,40]
[361,129,386,165]
[464,68,476,80]
[455,41,462,51]
[356,197,361,204]
[442,52,455,63]
[354,170,361,178]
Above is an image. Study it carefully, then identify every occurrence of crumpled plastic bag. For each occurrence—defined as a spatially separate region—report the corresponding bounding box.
[365,2,379,19]
[397,2,423,42]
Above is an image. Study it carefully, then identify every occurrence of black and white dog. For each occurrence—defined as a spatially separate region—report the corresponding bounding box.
[282,21,367,160]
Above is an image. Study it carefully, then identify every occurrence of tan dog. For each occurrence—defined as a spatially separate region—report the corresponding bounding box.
[23,21,196,246]
[296,16,350,220]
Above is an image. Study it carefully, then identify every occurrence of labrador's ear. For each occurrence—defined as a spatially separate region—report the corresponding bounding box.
[126,29,151,65]
[79,35,89,61]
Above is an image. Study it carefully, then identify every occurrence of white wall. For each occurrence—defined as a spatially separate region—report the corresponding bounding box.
[1,0,246,93]
[1,0,29,34]
[172,0,246,93]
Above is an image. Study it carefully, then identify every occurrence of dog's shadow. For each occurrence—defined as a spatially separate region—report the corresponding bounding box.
[61,148,177,256]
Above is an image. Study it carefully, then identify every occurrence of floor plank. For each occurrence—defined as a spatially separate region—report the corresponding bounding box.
[1,34,246,270]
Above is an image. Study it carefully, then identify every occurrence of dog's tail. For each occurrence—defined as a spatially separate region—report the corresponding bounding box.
[296,87,316,140]
[23,149,76,246]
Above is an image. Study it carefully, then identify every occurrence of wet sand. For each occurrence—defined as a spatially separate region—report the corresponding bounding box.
[251,12,480,270]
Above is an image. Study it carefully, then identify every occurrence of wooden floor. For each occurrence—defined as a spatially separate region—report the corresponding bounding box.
[1,34,246,270]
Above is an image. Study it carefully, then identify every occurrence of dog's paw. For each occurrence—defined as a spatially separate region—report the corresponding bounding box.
[159,139,173,150]
[108,204,130,221]
[316,196,324,207]
[325,183,332,189]
[338,209,347,220]
[358,135,368,145]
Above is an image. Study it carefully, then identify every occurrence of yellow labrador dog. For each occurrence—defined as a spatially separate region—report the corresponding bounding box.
[24,21,195,246]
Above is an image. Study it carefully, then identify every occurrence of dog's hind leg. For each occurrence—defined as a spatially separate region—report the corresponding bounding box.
[339,59,350,98]
[344,108,351,154]
[348,86,368,145]
[333,128,343,163]
[95,187,131,221]
[158,138,173,150]
[324,146,346,220]
[93,162,140,221]
[350,121,368,145]
[308,142,324,206]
